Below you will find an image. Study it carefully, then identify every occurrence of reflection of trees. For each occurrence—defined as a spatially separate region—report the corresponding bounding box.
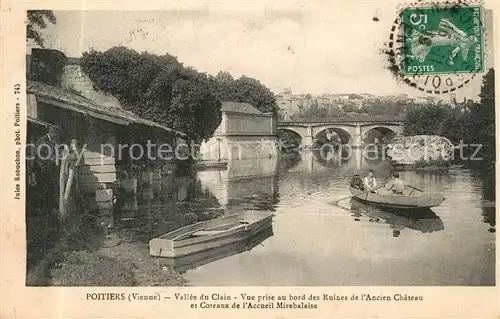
[114,171,224,242]
[468,167,495,232]
[278,152,302,173]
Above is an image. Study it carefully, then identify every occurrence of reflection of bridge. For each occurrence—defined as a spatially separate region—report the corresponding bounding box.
[278,120,403,147]
[283,149,367,173]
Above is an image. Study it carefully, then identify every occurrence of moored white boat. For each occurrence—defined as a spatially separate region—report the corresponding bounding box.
[149,210,274,258]
[161,226,274,273]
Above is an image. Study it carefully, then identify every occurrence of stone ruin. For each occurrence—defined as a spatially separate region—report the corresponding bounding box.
[386,135,455,165]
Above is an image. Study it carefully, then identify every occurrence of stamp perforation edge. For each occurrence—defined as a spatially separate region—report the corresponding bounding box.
[386,0,488,94]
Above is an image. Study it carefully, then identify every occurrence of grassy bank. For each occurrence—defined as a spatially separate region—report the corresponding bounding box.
[26,200,189,287]
[50,237,187,286]
[27,230,188,287]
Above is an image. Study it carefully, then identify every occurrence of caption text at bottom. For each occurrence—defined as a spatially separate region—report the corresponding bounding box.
[86,292,424,309]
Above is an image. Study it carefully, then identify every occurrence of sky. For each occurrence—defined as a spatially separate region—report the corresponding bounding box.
[28,2,494,100]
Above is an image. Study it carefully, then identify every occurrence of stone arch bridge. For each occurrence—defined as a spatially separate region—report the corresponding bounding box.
[278,120,404,148]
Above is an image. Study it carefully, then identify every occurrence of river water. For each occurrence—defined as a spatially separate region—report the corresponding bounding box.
[111,150,495,286]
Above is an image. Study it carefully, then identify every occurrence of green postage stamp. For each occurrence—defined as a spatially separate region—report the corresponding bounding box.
[400,4,484,75]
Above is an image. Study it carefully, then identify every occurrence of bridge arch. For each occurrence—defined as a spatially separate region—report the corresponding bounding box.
[277,128,303,150]
[361,124,402,144]
[277,120,404,148]
[314,127,352,145]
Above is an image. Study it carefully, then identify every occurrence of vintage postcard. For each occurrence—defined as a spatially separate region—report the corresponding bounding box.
[1,0,498,318]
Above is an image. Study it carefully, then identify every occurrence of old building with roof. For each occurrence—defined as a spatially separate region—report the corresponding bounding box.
[199,101,278,161]
[27,48,186,198]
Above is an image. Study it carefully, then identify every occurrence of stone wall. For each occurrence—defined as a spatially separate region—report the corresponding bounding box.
[225,113,275,136]
[200,135,278,161]
[200,106,277,160]
[60,64,122,108]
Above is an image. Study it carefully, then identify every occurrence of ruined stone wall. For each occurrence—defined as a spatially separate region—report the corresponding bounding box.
[386,135,454,165]
[200,135,278,161]
[60,64,122,108]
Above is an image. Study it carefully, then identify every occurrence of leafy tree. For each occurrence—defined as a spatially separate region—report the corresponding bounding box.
[213,74,278,115]
[402,105,451,136]
[341,103,358,113]
[215,71,234,84]
[360,100,407,117]
[464,68,495,162]
[400,68,495,164]
[81,47,221,143]
[327,105,343,117]
[168,72,222,142]
[27,10,56,47]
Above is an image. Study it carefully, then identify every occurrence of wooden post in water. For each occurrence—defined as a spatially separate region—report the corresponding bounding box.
[63,141,84,211]
[58,154,69,220]
[96,185,114,229]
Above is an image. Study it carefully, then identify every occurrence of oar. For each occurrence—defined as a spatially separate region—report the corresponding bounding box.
[407,185,423,192]
[332,185,385,205]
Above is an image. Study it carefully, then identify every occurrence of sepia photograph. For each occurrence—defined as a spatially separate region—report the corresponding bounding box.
[21,1,496,291]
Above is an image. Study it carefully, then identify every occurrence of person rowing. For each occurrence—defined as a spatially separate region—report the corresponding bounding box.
[385,172,409,195]
[364,169,378,193]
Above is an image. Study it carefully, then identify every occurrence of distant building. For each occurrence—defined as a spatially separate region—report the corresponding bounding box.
[317,97,331,106]
[199,102,278,161]
[276,94,302,117]
[413,97,429,105]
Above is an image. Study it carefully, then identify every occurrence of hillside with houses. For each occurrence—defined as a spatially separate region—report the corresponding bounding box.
[276,91,475,121]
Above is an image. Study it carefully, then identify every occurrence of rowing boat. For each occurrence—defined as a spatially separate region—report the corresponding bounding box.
[149,210,274,258]
[349,186,444,209]
[161,226,274,273]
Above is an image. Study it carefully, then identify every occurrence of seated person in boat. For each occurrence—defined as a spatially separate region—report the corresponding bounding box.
[350,174,365,190]
[363,170,378,193]
[385,172,408,195]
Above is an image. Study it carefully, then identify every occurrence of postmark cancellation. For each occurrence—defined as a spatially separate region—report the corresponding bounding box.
[386,0,486,94]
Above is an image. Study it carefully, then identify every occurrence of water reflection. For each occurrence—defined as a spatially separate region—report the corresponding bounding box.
[349,199,444,238]
[197,157,280,213]
[114,156,282,242]
[183,151,494,286]
[469,168,496,233]
[277,152,302,173]
[103,150,494,286]
[160,225,274,274]
[115,172,226,242]
[290,147,405,174]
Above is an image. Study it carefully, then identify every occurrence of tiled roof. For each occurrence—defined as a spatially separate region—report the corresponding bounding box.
[27,80,186,137]
[221,101,264,115]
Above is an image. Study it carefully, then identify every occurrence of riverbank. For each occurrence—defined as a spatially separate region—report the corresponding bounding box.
[26,199,191,287]
[27,229,188,287]
[52,233,188,286]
